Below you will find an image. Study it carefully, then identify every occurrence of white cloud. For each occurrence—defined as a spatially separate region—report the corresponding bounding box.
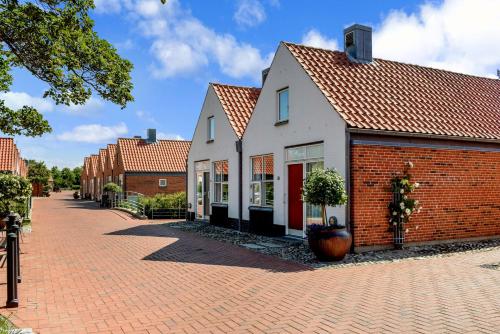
[373,0,500,77]
[115,39,135,51]
[0,91,54,113]
[94,0,122,14]
[57,122,128,143]
[64,97,104,113]
[157,132,185,140]
[135,110,157,123]
[234,0,266,28]
[107,0,272,82]
[301,29,339,50]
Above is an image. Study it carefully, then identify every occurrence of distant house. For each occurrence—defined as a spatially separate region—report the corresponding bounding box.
[103,144,117,186]
[88,154,99,200]
[0,137,27,177]
[81,157,90,198]
[114,129,191,196]
[96,148,107,201]
[187,24,500,251]
[187,83,260,224]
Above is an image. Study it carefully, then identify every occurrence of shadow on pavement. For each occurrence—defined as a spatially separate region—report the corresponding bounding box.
[106,224,311,273]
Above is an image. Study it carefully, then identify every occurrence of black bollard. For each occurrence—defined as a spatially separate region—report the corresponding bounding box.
[8,214,21,283]
[6,231,18,308]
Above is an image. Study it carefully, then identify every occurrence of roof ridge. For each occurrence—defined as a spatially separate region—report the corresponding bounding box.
[210,82,261,90]
[284,41,500,82]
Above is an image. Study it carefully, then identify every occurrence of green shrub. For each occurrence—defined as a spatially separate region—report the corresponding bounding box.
[139,192,186,216]
[103,182,122,193]
[0,174,32,218]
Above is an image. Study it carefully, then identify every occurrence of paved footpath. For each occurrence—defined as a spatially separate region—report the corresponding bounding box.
[0,192,499,333]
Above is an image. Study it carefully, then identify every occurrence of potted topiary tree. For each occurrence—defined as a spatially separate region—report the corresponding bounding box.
[103,182,122,208]
[303,168,350,261]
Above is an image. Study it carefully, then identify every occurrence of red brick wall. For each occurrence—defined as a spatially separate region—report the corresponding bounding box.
[351,144,500,248]
[125,174,186,196]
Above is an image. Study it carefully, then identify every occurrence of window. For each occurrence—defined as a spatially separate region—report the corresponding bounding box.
[213,161,228,203]
[250,155,274,206]
[278,88,289,122]
[159,179,167,187]
[207,116,215,141]
[286,143,324,162]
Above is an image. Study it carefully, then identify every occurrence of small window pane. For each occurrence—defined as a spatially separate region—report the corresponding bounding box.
[214,183,222,202]
[208,117,215,140]
[251,156,263,181]
[222,183,229,202]
[222,161,229,182]
[263,182,274,206]
[306,144,324,159]
[214,161,222,182]
[263,155,273,180]
[286,147,306,161]
[251,183,261,205]
[278,89,289,121]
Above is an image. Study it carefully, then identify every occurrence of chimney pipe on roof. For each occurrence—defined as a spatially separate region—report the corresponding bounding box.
[344,24,372,63]
[261,67,270,86]
[146,128,157,143]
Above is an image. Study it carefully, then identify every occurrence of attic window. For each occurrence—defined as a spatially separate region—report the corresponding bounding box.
[159,179,167,187]
[345,31,354,48]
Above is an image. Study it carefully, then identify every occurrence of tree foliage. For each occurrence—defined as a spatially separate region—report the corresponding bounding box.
[103,182,121,193]
[27,159,51,185]
[303,168,347,225]
[51,165,81,189]
[0,173,32,217]
[0,0,134,136]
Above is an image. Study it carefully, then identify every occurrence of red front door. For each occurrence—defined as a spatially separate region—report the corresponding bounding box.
[288,163,303,231]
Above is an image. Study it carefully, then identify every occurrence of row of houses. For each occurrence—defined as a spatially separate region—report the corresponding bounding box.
[0,137,28,177]
[186,24,500,251]
[80,24,499,251]
[80,130,190,200]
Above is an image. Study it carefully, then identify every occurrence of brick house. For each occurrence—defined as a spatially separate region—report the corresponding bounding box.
[115,129,191,196]
[81,157,90,198]
[96,148,107,201]
[103,144,117,186]
[88,154,99,200]
[188,24,499,250]
[0,137,27,177]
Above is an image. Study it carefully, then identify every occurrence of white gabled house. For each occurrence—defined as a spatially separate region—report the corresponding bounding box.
[187,83,260,226]
[188,24,500,251]
[242,41,348,238]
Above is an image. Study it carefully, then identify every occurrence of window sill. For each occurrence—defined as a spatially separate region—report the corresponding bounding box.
[206,139,214,144]
[274,120,289,127]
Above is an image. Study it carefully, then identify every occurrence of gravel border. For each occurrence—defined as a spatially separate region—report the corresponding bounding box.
[161,220,500,269]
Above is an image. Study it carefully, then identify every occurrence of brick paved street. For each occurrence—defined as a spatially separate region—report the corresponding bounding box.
[0,192,499,333]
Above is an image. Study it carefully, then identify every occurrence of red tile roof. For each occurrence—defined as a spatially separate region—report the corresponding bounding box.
[0,138,15,172]
[98,149,106,173]
[117,138,191,173]
[284,42,500,141]
[82,157,90,177]
[211,83,261,139]
[107,144,116,169]
[89,155,98,177]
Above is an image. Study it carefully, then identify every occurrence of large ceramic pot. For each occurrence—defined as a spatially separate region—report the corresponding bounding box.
[308,225,352,261]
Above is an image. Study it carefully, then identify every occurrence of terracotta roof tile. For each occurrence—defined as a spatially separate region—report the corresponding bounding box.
[98,149,106,173]
[89,155,99,177]
[284,42,500,140]
[211,83,261,139]
[107,144,116,169]
[117,138,190,173]
[82,157,90,177]
[0,137,15,172]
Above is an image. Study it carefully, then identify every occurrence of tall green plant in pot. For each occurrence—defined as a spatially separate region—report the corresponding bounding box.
[303,168,350,261]
[0,174,32,221]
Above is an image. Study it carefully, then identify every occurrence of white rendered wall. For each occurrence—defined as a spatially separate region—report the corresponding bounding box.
[187,85,241,219]
[242,44,348,229]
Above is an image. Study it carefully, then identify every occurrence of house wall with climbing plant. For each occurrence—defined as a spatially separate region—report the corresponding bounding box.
[350,139,500,250]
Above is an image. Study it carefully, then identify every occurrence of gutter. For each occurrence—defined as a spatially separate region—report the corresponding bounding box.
[185,158,189,220]
[345,129,354,253]
[236,139,243,231]
[347,128,500,144]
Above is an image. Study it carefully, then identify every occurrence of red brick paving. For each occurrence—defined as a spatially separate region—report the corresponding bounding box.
[1,192,499,333]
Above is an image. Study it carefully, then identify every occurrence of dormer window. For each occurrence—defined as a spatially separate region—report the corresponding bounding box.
[207,116,215,142]
[277,88,289,123]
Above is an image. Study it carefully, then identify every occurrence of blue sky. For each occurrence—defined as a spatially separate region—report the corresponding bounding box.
[3,0,500,167]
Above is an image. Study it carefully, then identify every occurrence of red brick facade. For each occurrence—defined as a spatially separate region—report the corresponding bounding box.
[351,141,500,249]
[125,174,186,196]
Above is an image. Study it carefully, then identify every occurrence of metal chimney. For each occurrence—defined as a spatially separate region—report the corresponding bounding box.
[344,24,372,63]
[146,128,157,143]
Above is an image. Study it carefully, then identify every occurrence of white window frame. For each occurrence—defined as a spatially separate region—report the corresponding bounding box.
[159,179,167,187]
[250,154,274,207]
[213,160,228,203]
[277,88,289,122]
[207,116,215,141]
